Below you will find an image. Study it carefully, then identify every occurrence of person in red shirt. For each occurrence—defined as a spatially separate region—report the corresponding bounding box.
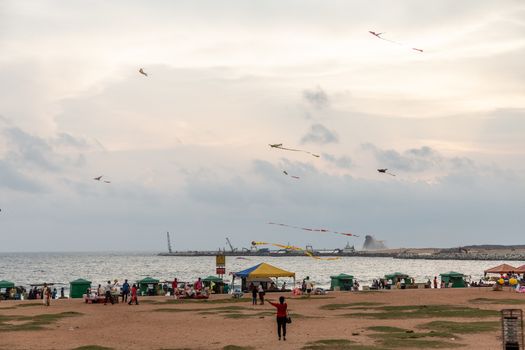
[128,284,139,305]
[268,296,288,341]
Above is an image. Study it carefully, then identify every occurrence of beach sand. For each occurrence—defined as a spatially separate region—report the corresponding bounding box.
[1,288,523,349]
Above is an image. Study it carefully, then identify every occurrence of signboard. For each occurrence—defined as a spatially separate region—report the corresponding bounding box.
[216,267,226,275]
[216,254,226,266]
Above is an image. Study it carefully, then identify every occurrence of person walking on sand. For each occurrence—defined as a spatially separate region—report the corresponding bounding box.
[268,296,288,341]
[250,282,257,305]
[42,283,51,306]
[128,284,139,305]
[433,276,438,289]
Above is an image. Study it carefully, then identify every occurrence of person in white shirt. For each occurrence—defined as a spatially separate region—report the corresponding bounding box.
[104,281,114,305]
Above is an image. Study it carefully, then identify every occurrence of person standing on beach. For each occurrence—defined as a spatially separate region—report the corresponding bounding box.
[305,277,313,296]
[128,284,139,305]
[258,284,265,305]
[433,276,438,289]
[104,280,114,305]
[122,279,130,303]
[171,278,178,297]
[250,282,257,305]
[42,283,51,306]
[267,296,288,341]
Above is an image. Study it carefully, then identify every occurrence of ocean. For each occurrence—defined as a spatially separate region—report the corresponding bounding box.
[0,252,522,293]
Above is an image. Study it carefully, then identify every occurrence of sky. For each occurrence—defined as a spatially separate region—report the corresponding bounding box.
[1,0,524,252]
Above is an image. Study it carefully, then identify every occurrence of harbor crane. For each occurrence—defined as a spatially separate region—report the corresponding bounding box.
[226,237,237,252]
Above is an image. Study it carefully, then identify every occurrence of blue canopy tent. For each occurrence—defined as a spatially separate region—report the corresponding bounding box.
[232,263,295,292]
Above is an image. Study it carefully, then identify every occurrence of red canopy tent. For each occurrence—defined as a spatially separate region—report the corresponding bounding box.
[484,263,520,274]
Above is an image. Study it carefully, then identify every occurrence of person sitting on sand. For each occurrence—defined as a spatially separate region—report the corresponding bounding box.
[267,296,288,341]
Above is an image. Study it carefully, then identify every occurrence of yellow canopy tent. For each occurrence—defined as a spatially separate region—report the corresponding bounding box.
[232,263,295,292]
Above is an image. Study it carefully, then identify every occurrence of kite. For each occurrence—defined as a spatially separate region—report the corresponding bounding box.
[283,170,300,179]
[269,143,320,158]
[377,168,396,176]
[369,31,423,53]
[251,241,339,261]
[139,68,148,77]
[268,222,359,237]
[93,175,111,183]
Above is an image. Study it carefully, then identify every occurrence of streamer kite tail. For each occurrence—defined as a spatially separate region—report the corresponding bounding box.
[252,241,340,261]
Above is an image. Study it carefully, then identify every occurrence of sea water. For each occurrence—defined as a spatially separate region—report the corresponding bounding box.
[0,252,522,293]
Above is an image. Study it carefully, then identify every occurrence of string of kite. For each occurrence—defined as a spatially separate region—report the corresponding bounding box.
[251,241,340,260]
[369,31,423,53]
[268,222,359,237]
[269,143,320,158]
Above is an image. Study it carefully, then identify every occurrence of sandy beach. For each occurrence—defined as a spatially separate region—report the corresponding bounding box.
[1,288,523,350]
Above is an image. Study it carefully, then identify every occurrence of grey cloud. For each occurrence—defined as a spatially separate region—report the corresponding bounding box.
[322,153,353,169]
[4,127,59,171]
[52,132,89,149]
[301,123,338,145]
[0,160,44,192]
[362,143,477,173]
[303,86,329,109]
[2,127,89,172]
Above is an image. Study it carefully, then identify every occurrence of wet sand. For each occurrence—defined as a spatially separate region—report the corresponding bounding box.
[1,288,523,349]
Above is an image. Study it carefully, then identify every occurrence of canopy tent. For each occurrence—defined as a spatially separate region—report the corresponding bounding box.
[0,280,15,289]
[330,273,354,291]
[202,276,225,294]
[384,272,413,288]
[202,276,223,283]
[233,263,295,278]
[484,264,520,274]
[232,263,295,292]
[439,271,466,288]
[69,278,92,298]
[384,272,409,280]
[515,265,525,273]
[138,277,160,295]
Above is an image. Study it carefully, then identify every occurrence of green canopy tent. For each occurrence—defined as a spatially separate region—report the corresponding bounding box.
[0,280,15,300]
[69,278,92,298]
[384,272,413,288]
[0,280,15,289]
[202,276,225,294]
[330,273,354,291]
[138,277,160,296]
[439,271,466,288]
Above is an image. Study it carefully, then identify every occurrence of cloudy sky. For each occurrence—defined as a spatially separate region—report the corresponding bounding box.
[1,0,524,252]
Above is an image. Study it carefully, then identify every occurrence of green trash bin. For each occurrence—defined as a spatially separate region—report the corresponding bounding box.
[69,278,92,298]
